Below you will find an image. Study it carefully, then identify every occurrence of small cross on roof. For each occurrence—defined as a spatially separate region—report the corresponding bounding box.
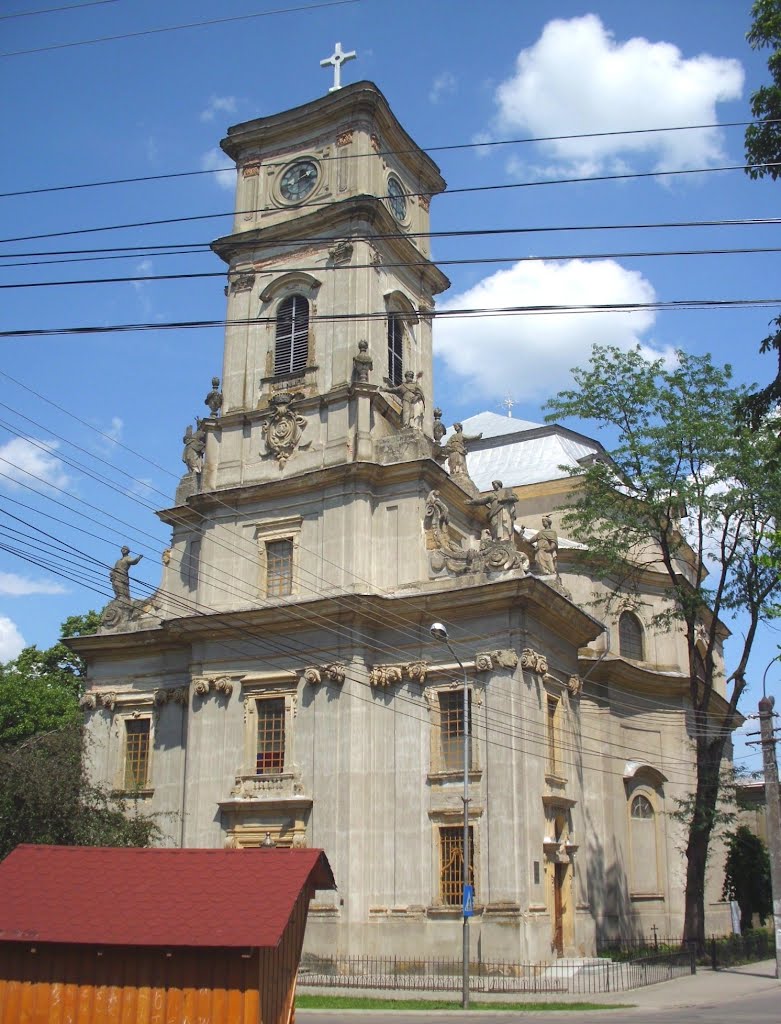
[320,41,357,93]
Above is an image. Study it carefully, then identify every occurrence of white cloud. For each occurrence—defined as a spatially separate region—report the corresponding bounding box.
[200,148,235,190]
[132,260,154,313]
[492,15,744,177]
[0,572,66,596]
[200,95,237,122]
[434,258,675,402]
[0,615,25,661]
[0,437,70,491]
[429,71,457,104]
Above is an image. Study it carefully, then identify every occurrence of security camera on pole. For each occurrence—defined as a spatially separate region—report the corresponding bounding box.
[430,622,471,1009]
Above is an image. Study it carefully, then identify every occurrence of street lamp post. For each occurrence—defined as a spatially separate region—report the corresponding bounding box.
[430,622,470,1009]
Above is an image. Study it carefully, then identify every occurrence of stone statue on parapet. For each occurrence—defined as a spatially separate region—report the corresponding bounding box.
[352,339,373,383]
[468,479,517,543]
[445,421,482,479]
[204,377,223,417]
[380,370,425,430]
[99,545,158,634]
[182,419,206,475]
[529,514,559,575]
[110,546,143,602]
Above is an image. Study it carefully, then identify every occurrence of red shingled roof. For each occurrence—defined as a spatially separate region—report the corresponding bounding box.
[0,845,335,949]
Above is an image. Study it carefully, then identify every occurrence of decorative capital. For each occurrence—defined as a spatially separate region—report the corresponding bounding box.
[369,664,403,687]
[193,676,233,701]
[521,649,548,675]
[405,661,428,684]
[241,159,261,178]
[336,129,354,147]
[79,693,97,711]
[567,675,583,699]
[230,270,255,294]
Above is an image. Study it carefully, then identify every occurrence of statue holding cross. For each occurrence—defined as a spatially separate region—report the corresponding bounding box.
[320,42,357,92]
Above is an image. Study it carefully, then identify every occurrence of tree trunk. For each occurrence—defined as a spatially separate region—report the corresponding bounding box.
[682,740,725,953]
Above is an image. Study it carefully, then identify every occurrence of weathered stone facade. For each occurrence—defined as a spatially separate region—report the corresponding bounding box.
[71,82,732,963]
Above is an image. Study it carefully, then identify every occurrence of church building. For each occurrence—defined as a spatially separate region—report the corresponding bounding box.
[72,77,732,962]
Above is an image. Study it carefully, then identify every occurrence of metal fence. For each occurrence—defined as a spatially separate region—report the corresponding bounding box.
[298,949,695,995]
[596,930,776,969]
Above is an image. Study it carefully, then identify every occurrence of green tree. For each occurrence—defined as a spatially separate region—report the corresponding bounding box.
[545,345,781,952]
[0,611,100,744]
[742,1,781,427]
[0,722,160,860]
[723,825,773,931]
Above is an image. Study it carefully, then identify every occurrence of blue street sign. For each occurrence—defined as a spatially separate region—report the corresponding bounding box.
[463,884,474,917]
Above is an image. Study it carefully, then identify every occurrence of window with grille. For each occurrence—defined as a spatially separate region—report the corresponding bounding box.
[256,698,285,774]
[619,611,644,661]
[439,689,472,772]
[266,539,293,596]
[124,718,150,789]
[274,295,309,376]
[387,313,403,386]
[546,696,559,776]
[439,826,474,906]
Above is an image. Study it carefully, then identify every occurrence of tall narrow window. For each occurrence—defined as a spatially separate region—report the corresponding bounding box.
[439,689,472,772]
[256,698,286,774]
[619,611,644,661]
[274,295,309,376]
[266,539,293,596]
[629,792,659,894]
[439,826,474,905]
[546,695,559,776]
[124,719,150,789]
[387,313,403,386]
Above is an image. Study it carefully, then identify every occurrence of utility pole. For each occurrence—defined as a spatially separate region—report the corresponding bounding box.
[758,695,781,981]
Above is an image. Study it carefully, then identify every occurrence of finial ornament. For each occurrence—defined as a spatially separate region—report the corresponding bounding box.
[320,41,357,92]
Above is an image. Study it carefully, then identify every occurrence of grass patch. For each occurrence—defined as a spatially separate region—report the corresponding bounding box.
[295,994,632,1011]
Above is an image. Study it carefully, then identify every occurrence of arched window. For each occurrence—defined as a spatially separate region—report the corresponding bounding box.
[387,313,403,386]
[619,611,644,661]
[274,295,309,376]
[629,791,660,894]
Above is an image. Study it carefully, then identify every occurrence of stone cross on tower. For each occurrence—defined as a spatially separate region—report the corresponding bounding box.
[320,41,357,92]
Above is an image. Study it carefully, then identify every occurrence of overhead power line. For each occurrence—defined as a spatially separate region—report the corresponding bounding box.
[0,0,361,58]
[3,297,781,339]
[0,0,118,19]
[4,245,781,284]
[2,119,777,199]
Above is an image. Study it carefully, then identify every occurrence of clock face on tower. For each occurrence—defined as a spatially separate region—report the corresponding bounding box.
[387,175,407,221]
[280,159,319,202]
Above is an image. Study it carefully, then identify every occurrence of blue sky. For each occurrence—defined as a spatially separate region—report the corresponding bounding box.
[1,1,779,769]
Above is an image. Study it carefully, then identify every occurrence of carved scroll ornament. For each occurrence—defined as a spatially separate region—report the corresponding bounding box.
[521,649,548,675]
[303,663,347,686]
[193,676,234,699]
[475,649,519,672]
[369,662,429,687]
[566,675,583,699]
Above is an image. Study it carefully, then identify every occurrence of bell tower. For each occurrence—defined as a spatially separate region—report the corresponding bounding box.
[207,81,450,489]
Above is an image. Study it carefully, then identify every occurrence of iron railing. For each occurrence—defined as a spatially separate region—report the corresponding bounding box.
[298,949,695,994]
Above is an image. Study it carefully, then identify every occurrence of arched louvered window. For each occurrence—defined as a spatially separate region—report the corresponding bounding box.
[387,313,403,386]
[274,295,309,376]
[618,611,644,661]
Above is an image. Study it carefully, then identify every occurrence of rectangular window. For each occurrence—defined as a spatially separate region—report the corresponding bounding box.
[387,314,403,386]
[256,698,286,774]
[439,826,474,906]
[266,539,293,597]
[439,690,472,772]
[546,696,559,776]
[124,719,150,789]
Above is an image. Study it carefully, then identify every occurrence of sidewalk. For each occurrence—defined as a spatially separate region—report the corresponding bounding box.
[596,959,779,1010]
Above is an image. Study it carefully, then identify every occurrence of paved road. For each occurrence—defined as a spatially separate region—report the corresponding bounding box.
[297,991,778,1023]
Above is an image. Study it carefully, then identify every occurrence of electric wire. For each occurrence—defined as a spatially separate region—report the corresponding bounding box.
[0,0,118,19]
[0,0,361,58]
[2,119,777,199]
[4,244,781,284]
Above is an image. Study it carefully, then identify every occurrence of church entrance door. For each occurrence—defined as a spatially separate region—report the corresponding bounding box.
[553,863,566,956]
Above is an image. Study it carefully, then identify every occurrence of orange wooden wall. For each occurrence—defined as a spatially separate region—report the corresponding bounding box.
[1,942,266,1024]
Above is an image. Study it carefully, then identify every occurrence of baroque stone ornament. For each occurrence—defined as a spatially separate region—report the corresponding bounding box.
[303,663,346,686]
[182,419,206,476]
[204,377,223,417]
[567,675,583,698]
[261,393,311,467]
[432,407,446,444]
[521,649,548,675]
[352,339,373,383]
[154,687,189,707]
[369,665,404,688]
[230,271,255,294]
[444,422,481,494]
[426,492,529,578]
[529,514,559,576]
[79,693,97,711]
[475,649,519,672]
[328,240,353,265]
[405,661,429,684]
[193,676,234,700]
[469,480,517,543]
